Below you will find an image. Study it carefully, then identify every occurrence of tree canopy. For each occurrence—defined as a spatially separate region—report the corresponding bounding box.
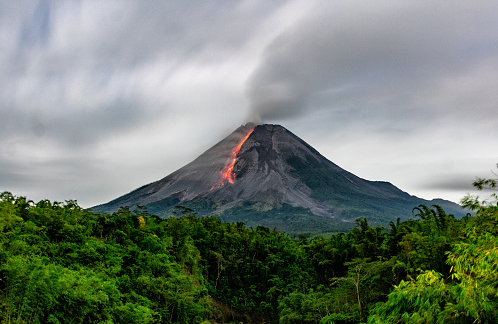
[0,166,496,323]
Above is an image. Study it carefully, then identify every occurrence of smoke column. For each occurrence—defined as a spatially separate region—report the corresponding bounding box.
[245,1,481,124]
[245,5,341,124]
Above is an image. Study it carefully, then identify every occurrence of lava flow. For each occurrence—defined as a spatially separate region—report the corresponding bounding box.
[211,128,254,189]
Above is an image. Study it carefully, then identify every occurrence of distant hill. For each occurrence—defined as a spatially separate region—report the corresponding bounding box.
[93,123,464,234]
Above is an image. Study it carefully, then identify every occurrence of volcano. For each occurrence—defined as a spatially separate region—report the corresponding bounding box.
[93,123,462,234]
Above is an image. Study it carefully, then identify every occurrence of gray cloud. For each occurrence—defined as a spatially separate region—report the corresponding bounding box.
[424,175,480,192]
[1,0,283,147]
[246,1,498,125]
[1,0,497,207]
[20,0,51,48]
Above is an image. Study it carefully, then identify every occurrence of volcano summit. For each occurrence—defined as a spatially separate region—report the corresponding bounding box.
[93,123,462,234]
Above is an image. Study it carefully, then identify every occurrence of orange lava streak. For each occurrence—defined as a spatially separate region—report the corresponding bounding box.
[212,128,254,189]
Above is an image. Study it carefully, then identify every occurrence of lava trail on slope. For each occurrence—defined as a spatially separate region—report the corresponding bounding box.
[211,127,254,189]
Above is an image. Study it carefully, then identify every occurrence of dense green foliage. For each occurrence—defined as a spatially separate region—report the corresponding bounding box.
[1,169,497,323]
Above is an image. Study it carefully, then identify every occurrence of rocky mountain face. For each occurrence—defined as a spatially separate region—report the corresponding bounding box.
[93,123,463,234]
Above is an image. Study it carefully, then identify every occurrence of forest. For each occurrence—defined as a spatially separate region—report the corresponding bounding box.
[0,174,497,323]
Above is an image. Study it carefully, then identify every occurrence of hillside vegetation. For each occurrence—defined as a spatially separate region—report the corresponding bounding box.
[0,173,497,323]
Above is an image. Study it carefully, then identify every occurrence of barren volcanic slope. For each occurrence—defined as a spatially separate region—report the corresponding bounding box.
[93,123,463,234]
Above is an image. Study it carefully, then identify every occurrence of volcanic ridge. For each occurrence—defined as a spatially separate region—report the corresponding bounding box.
[93,123,463,234]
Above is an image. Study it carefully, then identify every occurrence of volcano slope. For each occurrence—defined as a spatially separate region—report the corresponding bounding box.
[93,123,463,234]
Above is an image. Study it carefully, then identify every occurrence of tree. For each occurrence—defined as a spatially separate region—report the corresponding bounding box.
[0,193,23,231]
[332,257,371,322]
[368,205,498,323]
[369,168,498,324]
[461,163,498,210]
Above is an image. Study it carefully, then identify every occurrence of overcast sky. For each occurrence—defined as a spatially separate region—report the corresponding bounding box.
[1,0,497,208]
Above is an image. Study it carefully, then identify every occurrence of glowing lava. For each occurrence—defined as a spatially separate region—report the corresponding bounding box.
[211,128,254,189]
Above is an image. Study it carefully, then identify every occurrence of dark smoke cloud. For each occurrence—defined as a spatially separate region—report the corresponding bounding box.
[246,80,305,124]
[246,1,498,124]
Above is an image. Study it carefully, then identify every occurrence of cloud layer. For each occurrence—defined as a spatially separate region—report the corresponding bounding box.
[1,0,497,206]
[247,1,498,125]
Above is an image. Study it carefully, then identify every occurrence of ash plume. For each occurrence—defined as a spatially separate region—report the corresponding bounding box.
[245,1,498,125]
[245,5,343,124]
